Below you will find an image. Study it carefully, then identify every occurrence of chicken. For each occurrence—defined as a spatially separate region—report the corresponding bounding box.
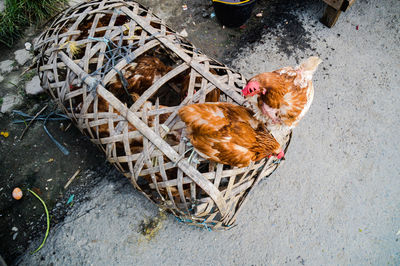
[93,56,174,139]
[77,55,181,157]
[180,69,221,102]
[242,56,322,133]
[106,55,172,105]
[76,14,129,41]
[178,103,284,167]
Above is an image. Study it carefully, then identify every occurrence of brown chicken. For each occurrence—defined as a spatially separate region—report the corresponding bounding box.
[242,56,322,132]
[106,55,172,104]
[178,103,284,167]
[180,69,221,103]
[94,55,173,136]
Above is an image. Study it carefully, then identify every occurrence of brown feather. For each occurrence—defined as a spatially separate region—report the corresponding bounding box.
[107,55,172,101]
[180,69,221,102]
[249,57,321,128]
[179,103,281,167]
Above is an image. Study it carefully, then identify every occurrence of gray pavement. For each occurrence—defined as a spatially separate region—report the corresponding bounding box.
[18,0,399,265]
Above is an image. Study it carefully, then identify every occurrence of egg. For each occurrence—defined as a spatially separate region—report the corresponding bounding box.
[12,187,23,200]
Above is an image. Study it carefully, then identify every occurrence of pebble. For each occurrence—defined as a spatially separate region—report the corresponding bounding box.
[5,73,19,88]
[12,227,18,232]
[12,232,18,240]
[25,75,44,95]
[0,60,16,74]
[14,49,32,65]
[179,29,188,37]
[1,94,23,113]
[25,42,32,51]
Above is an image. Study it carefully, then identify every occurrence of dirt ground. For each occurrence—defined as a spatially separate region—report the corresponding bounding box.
[1,0,297,262]
[1,0,399,265]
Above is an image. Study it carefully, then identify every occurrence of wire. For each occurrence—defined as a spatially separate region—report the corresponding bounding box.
[27,189,50,254]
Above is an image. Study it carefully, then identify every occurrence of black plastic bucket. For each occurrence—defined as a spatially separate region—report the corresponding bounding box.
[212,0,257,28]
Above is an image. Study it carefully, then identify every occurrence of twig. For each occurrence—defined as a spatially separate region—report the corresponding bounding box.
[20,63,36,77]
[64,169,81,189]
[27,189,50,254]
[19,105,48,140]
[64,122,72,132]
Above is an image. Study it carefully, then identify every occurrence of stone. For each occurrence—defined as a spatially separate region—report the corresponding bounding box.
[1,94,23,113]
[14,49,32,65]
[0,75,3,83]
[25,42,32,51]
[0,60,16,74]
[5,73,19,89]
[25,76,44,95]
[179,29,188,37]
[0,0,4,13]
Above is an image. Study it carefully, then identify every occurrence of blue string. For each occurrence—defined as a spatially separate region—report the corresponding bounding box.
[88,36,111,50]
[199,219,212,232]
[12,110,69,123]
[86,33,137,103]
[13,110,70,155]
[175,216,219,232]
[85,29,162,87]
[12,110,69,119]
[175,216,193,224]
[43,112,70,155]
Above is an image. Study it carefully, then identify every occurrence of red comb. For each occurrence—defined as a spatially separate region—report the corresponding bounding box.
[268,150,284,160]
[242,81,262,97]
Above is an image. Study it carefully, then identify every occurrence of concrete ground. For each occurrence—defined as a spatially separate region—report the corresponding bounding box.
[16,0,399,265]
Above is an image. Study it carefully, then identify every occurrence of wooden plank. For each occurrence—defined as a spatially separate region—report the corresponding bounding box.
[321,4,342,28]
[341,0,356,11]
[323,0,344,10]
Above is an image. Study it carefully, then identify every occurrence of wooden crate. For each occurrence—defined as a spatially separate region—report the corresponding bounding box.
[321,0,356,27]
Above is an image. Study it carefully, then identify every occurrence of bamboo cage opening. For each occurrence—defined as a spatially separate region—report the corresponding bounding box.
[34,0,291,230]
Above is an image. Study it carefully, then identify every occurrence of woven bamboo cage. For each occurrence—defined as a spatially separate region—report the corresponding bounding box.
[34,0,291,230]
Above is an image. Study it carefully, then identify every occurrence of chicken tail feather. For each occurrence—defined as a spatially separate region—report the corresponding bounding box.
[299,56,322,74]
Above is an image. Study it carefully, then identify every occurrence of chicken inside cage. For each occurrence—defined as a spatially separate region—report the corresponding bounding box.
[54,12,230,205]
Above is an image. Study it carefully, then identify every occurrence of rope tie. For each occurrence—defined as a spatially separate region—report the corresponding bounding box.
[88,36,111,50]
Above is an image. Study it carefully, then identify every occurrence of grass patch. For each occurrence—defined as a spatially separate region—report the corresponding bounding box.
[22,70,36,82]
[0,0,67,47]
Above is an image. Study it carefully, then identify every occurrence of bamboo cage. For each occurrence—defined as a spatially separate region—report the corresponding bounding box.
[34,0,291,230]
